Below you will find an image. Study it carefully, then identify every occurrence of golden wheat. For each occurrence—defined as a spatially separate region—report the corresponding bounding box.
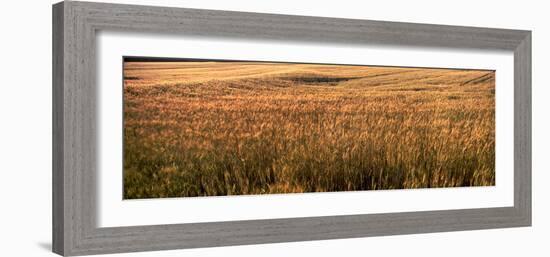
[123,61,495,199]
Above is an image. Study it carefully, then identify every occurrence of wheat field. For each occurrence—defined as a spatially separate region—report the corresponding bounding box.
[123,60,495,199]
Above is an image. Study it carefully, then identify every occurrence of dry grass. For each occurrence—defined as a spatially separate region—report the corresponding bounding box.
[123,61,495,199]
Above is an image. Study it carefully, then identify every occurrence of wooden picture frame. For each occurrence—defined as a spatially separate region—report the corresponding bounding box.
[52,1,531,256]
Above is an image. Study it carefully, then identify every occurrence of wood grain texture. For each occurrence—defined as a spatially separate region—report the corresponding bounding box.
[52,2,65,255]
[52,1,532,256]
[514,32,532,224]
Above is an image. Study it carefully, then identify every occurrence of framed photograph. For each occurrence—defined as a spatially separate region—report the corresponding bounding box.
[52,1,531,256]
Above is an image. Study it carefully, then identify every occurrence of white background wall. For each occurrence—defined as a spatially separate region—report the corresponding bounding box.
[0,0,548,256]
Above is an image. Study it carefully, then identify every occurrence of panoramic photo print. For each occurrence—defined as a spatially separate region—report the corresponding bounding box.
[122,57,496,199]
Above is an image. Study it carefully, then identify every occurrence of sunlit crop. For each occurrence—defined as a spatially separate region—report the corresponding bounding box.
[123,61,495,199]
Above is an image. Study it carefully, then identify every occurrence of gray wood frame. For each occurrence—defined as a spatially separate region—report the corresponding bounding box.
[52,1,531,256]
